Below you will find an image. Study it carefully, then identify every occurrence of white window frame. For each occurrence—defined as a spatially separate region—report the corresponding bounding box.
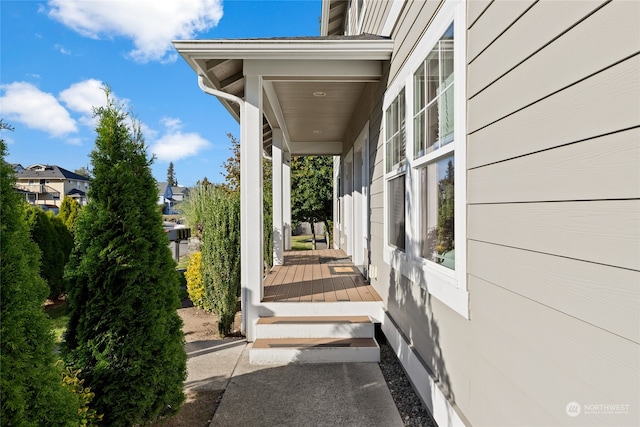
[383,0,468,318]
[346,0,367,35]
[384,88,407,253]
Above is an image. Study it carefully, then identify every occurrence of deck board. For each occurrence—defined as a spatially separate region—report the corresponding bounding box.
[262,249,382,303]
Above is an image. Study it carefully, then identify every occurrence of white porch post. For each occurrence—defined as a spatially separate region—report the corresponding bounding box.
[240,74,263,342]
[283,151,292,250]
[272,128,284,265]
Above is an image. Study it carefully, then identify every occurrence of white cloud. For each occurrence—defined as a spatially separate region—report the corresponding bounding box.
[160,117,182,132]
[140,122,158,140]
[0,82,77,136]
[65,137,83,146]
[59,79,106,128]
[54,44,71,55]
[59,79,129,128]
[59,79,105,115]
[47,0,223,63]
[151,131,211,161]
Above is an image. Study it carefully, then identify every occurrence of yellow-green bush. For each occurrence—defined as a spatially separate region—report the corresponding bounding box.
[185,252,206,309]
[57,360,103,427]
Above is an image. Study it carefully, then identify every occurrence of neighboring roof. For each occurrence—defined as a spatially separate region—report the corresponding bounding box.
[18,164,91,181]
[156,182,187,195]
[67,188,86,197]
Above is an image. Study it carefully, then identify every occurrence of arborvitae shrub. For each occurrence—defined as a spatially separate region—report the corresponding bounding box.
[201,187,241,336]
[0,138,80,426]
[25,206,73,300]
[58,196,81,233]
[63,91,186,426]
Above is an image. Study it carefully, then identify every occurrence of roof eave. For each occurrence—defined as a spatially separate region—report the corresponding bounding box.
[172,38,394,61]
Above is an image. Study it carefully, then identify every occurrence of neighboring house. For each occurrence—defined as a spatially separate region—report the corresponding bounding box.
[15,164,90,210]
[11,163,25,173]
[157,182,188,214]
[175,1,639,426]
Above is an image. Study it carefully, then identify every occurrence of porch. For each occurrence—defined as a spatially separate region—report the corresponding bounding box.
[263,249,382,303]
[250,248,384,362]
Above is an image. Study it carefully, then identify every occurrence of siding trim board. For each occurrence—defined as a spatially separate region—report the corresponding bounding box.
[468,2,639,131]
[468,200,640,271]
[467,54,640,168]
[467,127,640,203]
[468,240,640,344]
[467,0,612,98]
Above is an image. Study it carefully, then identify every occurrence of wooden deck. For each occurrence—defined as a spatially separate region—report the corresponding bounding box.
[262,249,382,303]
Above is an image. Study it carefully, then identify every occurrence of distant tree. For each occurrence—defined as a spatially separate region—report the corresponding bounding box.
[58,196,82,233]
[221,133,240,192]
[63,89,186,426]
[167,161,178,187]
[0,127,80,425]
[291,156,333,248]
[197,176,212,187]
[25,206,73,300]
[74,166,92,179]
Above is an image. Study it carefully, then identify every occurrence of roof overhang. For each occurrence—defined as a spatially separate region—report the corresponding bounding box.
[174,36,393,156]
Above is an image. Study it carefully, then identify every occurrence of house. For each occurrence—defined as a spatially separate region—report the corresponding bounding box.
[157,181,188,214]
[174,1,639,426]
[15,164,90,210]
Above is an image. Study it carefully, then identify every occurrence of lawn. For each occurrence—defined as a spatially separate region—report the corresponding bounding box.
[45,302,68,344]
[291,235,313,250]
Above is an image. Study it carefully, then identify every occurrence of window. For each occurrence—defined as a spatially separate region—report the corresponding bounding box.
[383,0,467,317]
[414,24,454,157]
[419,155,455,269]
[386,89,405,172]
[414,23,456,270]
[385,89,406,251]
[388,175,405,250]
[346,0,366,35]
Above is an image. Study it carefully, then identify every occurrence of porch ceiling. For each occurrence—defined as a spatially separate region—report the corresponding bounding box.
[173,36,393,156]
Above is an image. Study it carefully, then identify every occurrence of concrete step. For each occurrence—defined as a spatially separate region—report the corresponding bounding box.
[250,338,380,364]
[255,315,374,339]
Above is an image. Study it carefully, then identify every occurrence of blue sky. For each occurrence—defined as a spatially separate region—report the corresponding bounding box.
[1,0,322,187]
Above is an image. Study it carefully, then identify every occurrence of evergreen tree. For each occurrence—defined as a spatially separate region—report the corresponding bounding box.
[58,195,82,233]
[0,124,79,426]
[25,206,73,300]
[201,187,241,335]
[63,91,186,426]
[167,161,178,187]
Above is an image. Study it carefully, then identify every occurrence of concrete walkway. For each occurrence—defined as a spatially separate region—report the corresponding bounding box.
[185,339,404,427]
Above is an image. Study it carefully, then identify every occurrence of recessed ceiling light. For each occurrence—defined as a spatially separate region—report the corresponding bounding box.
[313,129,322,134]
[313,91,326,97]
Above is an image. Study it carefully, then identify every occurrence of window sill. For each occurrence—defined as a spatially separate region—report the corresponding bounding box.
[384,246,469,319]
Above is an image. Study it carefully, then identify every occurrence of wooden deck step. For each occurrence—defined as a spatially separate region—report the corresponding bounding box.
[255,316,374,339]
[250,338,380,364]
[251,315,380,364]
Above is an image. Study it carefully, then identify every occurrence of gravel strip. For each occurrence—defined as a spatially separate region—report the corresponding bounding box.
[379,340,439,427]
